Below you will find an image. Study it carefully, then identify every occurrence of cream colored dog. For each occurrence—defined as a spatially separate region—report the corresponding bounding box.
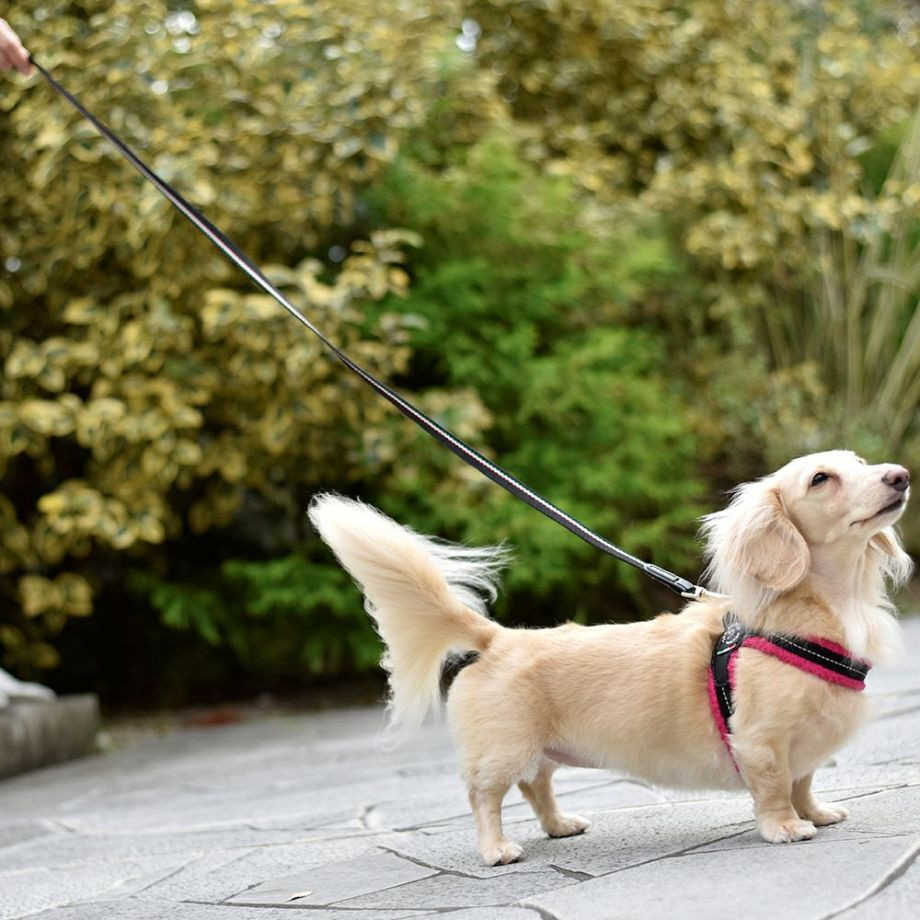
[309,450,911,865]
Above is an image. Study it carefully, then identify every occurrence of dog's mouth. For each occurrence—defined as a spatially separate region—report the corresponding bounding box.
[852,496,907,526]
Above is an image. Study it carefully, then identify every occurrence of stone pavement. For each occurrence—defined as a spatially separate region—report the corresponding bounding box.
[2,620,920,920]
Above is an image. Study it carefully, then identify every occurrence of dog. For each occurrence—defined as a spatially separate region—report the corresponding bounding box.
[309,450,911,865]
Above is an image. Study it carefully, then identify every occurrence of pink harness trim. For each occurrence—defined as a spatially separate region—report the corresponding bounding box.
[709,631,869,774]
[742,636,868,691]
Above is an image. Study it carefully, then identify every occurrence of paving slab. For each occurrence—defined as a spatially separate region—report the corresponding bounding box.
[334,867,577,911]
[834,842,920,919]
[226,852,438,906]
[1,618,919,920]
[523,835,918,920]
[412,911,541,920]
[31,904,423,920]
[0,853,191,920]
[130,836,384,904]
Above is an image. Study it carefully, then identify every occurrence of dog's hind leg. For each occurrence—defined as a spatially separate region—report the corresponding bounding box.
[448,660,546,864]
[468,783,522,866]
[519,760,590,838]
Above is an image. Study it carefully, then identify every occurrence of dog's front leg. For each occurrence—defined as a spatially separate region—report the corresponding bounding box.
[791,773,848,826]
[736,742,817,843]
[468,784,523,866]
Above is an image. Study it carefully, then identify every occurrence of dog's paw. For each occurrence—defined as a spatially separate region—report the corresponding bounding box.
[481,840,524,866]
[547,813,591,838]
[801,802,848,826]
[759,817,817,843]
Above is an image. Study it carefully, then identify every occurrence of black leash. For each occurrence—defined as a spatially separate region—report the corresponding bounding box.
[31,57,717,601]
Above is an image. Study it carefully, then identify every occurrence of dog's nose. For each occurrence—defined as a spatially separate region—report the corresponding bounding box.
[883,465,910,493]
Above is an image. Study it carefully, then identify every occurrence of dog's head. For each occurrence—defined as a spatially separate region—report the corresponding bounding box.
[702,450,912,618]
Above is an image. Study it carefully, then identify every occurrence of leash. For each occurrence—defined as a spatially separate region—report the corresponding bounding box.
[30,57,720,602]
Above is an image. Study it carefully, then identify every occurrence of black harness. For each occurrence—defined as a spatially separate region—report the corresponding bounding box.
[709,614,871,770]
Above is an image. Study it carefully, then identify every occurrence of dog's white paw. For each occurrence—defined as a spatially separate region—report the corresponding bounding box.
[759,817,817,843]
[481,840,523,866]
[801,802,848,826]
[547,813,590,838]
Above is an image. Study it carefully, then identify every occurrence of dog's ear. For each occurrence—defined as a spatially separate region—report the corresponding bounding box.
[870,526,914,589]
[703,482,810,597]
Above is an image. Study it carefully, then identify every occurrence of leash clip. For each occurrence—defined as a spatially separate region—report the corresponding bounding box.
[680,585,730,602]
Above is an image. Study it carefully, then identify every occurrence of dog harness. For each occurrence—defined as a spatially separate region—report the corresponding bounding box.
[708,614,870,771]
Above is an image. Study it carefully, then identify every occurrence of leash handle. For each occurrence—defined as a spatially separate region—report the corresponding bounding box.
[30,56,715,601]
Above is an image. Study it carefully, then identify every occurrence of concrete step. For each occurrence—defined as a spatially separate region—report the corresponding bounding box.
[0,695,99,779]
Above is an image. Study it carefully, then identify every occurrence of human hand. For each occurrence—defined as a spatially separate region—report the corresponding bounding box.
[0,19,32,75]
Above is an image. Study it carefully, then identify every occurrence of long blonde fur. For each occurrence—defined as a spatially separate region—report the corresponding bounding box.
[701,459,912,662]
[308,494,509,739]
[701,478,810,619]
[310,451,912,865]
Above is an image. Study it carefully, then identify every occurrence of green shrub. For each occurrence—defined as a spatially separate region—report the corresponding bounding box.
[3,0,918,697]
[365,137,707,616]
[0,0,489,677]
[465,0,920,478]
[126,137,704,686]
[131,553,381,679]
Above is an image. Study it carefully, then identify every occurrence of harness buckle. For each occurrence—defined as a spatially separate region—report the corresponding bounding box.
[716,622,747,654]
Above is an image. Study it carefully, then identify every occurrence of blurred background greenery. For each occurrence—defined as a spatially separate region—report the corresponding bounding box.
[1,0,918,707]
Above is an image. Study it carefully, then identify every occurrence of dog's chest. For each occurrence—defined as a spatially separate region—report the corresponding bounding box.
[758,674,870,777]
[726,675,867,784]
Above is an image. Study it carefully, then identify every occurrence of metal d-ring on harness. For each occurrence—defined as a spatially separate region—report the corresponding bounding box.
[30,58,722,602]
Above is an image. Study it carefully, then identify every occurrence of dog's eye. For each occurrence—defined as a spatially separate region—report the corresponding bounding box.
[811,472,830,487]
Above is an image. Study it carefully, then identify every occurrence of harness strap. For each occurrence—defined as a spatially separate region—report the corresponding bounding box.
[708,615,870,771]
[30,56,718,602]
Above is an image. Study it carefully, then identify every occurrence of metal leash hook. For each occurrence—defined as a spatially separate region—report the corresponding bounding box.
[683,586,730,602]
[31,57,720,602]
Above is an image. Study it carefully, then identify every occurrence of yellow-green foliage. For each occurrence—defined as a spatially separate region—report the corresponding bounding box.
[470,0,919,275]
[468,0,920,466]
[0,0,491,672]
[1,1,918,685]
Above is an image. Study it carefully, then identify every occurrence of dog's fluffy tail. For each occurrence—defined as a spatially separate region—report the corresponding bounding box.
[308,494,509,740]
